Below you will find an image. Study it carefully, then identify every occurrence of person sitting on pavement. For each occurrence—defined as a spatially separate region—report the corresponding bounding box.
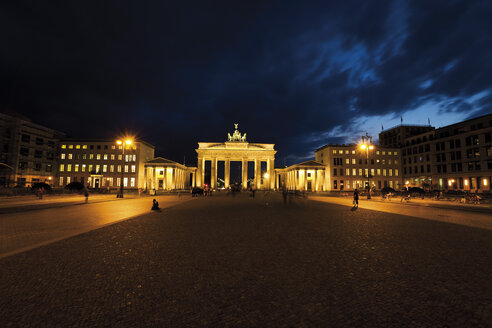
[151,199,160,211]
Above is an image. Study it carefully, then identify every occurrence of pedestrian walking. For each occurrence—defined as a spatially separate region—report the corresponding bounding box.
[353,189,359,208]
[282,187,288,204]
[84,190,89,203]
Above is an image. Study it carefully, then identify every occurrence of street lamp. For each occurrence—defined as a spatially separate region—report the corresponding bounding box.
[360,143,374,199]
[116,138,132,198]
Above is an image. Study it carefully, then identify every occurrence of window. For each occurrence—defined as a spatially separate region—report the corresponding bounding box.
[383,169,387,176]
[82,154,87,160]
[345,158,350,164]
[125,165,129,173]
[111,154,115,160]
[103,165,107,173]
[394,151,398,156]
[104,154,108,160]
[83,145,87,149]
[352,158,356,165]
[96,165,100,173]
[377,169,381,176]
[131,165,136,173]
[118,165,121,172]
[352,169,356,176]
[76,145,80,149]
[124,177,128,187]
[68,145,73,149]
[67,177,71,184]
[332,150,337,154]
[358,169,362,176]
[35,137,43,145]
[60,164,65,172]
[74,164,79,172]
[82,164,86,172]
[21,134,30,143]
[370,169,375,176]
[110,165,114,172]
[67,164,72,172]
[351,150,355,154]
[61,144,66,149]
[68,153,72,159]
[130,178,136,187]
[34,163,41,171]
[97,154,101,160]
[346,168,350,176]
[133,155,136,161]
[389,169,393,176]
[20,147,29,156]
[89,154,94,160]
[46,164,52,172]
[333,180,338,189]
[339,150,343,154]
[88,164,93,172]
[333,168,337,176]
[59,177,64,186]
[118,155,122,160]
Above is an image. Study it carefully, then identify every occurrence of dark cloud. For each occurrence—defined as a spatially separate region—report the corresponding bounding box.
[1,0,491,164]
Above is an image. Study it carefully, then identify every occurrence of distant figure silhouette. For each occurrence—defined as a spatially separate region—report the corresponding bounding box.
[151,199,160,211]
[84,190,89,203]
[353,189,359,208]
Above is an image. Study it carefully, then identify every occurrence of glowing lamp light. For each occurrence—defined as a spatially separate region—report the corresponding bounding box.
[369,145,374,150]
[116,140,122,145]
[484,179,488,186]
[464,180,469,186]
[360,144,367,150]
[405,181,409,185]
[126,139,132,145]
[264,173,269,179]
[48,176,52,180]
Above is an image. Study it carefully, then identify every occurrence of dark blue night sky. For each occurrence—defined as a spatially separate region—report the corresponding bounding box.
[1,0,491,165]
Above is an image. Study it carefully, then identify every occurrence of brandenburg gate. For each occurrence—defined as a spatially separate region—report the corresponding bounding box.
[196,124,276,190]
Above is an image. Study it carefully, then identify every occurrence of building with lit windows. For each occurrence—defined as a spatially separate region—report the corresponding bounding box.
[57,139,155,189]
[276,138,402,192]
[0,113,64,187]
[395,113,492,192]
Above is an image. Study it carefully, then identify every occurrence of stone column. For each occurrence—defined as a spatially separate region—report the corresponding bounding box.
[303,169,308,191]
[224,159,230,188]
[211,158,217,189]
[192,172,195,187]
[197,157,203,187]
[313,169,317,192]
[242,159,248,189]
[255,159,261,189]
[153,167,156,190]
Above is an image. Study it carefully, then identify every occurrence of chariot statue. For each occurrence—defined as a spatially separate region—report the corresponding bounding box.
[227,123,247,142]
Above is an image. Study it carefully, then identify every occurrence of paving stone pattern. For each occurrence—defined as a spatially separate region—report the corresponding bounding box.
[0,193,491,327]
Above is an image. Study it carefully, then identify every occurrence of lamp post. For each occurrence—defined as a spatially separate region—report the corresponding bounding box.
[360,143,374,199]
[116,138,132,198]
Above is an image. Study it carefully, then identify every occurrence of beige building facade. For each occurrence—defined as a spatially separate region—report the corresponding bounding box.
[57,139,155,189]
[196,124,276,190]
[276,160,326,191]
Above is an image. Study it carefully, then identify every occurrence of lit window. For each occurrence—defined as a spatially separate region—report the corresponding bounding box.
[382,159,386,164]
[59,164,65,172]
[118,155,122,160]
[103,165,107,173]
[76,145,80,149]
[88,164,93,172]
[383,169,387,176]
[61,153,66,159]
[97,154,101,160]
[59,177,64,186]
[124,165,129,173]
[131,165,136,173]
[118,165,121,172]
[377,169,381,176]
[104,154,108,160]
[376,151,380,155]
[352,158,356,165]
[132,146,136,150]
[345,158,350,164]
[130,178,135,187]
[395,169,399,176]
[352,169,356,176]
[82,145,87,149]
[382,151,386,155]
[389,169,393,176]
[345,150,349,154]
[351,150,355,154]
[346,168,350,176]
[112,145,116,150]
[388,151,392,155]
[371,169,375,176]
[82,164,86,172]
[69,145,73,149]
[61,145,66,149]
[111,154,115,160]
[96,165,100,173]
[68,154,73,159]
[82,154,87,159]
[333,150,337,154]
[358,169,362,176]
[133,155,136,161]
[395,160,398,165]
[75,164,79,172]
[67,177,71,184]
[394,152,398,156]
[339,150,343,154]
[117,177,121,186]
[90,154,94,160]
[110,165,114,172]
[389,160,392,165]
[123,177,128,187]
[67,164,72,172]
